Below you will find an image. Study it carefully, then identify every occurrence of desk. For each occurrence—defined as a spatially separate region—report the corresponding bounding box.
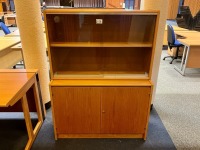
[4,31,47,66]
[174,32,200,75]
[4,29,20,37]
[5,28,45,37]
[0,69,43,150]
[4,14,17,26]
[0,37,22,68]
[175,32,200,39]
[163,25,188,45]
[10,33,48,52]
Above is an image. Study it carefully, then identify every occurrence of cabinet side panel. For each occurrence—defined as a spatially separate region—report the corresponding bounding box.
[51,87,101,134]
[101,87,151,134]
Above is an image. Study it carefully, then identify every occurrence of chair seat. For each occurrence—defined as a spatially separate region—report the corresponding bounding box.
[173,40,183,46]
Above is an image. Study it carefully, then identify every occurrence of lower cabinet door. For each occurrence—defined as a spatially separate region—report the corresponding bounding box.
[51,87,101,134]
[101,87,151,134]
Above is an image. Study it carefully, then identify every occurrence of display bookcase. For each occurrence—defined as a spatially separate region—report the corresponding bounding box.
[44,9,159,139]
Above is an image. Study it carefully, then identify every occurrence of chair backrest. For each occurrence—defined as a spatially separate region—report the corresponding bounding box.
[0,22,11,35]
[167,24,175,44]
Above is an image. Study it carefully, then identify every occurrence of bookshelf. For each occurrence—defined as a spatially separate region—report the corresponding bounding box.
[44,9,159,139]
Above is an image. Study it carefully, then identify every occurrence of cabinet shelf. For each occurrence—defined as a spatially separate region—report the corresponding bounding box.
[50,79,152,86]
[50,42,153,48]
[53,71,149,79]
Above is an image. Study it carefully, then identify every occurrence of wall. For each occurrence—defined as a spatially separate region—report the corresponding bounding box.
[106,0,124,8]
[184,0,200,17]
[167,0,180,20]
[45,0,60,6]
[0,2,2,12]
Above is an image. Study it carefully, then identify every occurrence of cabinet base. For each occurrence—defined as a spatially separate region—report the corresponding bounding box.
[57,134,145,139]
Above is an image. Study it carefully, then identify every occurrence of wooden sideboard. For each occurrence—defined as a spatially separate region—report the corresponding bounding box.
[44,9,159,140]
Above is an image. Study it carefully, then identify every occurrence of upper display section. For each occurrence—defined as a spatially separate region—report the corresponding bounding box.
[44,9,158,43]
[44,9,159,79]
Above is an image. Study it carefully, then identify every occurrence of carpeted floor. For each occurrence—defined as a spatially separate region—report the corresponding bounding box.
[154,50,200,149]
[0,107,176,150]
[31,107,176,150]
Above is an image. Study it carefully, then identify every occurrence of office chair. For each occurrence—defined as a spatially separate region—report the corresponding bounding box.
[163,25,183,64]
[0,22,11,35]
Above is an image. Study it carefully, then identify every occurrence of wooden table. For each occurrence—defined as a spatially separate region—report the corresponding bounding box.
[4,29,20,37]
[4,30,48,66]
[163,25,189,45]
[0,69,44,150]
[175,32,200,39]
[11,33,48,51]
[174,32,200,75]
[0,37,22,69]
[5,28,45,37]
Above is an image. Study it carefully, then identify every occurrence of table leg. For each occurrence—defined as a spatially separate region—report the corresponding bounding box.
[21,95,34,150]
[21,79,43,150]
[182,46,190,76]
[32,77,43,123]
[180,46,187,70]
[174,46,189,76]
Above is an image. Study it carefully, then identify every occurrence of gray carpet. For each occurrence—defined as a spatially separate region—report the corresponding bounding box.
[154,50,200,149]
[32,107,176,150]
[0,107,176,150]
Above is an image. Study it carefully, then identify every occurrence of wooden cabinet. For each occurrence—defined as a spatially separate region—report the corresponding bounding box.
[52,86,151,135]
[44,9,159,140]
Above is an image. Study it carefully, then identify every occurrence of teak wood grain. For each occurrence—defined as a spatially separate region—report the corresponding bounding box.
[45,9,158,139]
[44,9,159,79]
[0,70,43,149]
[50,79,152,86]
[187,46,200,68]
[51,86,152,137]
[0,73,35,107]
[46,14,156,43]
[50,47,152,78]
[44,9,159,14]
[52,87,101,134]
[101,87,151,134]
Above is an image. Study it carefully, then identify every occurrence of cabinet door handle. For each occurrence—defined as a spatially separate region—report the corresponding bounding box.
[102,110,105,113]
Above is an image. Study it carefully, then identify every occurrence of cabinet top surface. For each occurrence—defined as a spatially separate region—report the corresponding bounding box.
[44,8,159,15]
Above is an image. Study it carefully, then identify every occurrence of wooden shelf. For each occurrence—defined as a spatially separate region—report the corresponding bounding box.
[50,79,152,86]
[50,42,153,48]
[53,71,149,79]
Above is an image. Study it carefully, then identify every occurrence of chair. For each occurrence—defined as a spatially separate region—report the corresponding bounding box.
[163,25,183,64]
[0,22,11,35]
